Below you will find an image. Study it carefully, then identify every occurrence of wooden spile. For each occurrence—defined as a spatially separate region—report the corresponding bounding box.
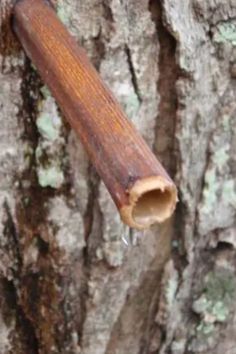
[13,0,177,230]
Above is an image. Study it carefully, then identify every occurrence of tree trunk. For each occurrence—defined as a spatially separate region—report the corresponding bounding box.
[0,0,236,353]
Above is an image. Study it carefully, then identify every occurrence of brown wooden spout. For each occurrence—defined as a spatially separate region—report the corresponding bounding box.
[13,0,177,229]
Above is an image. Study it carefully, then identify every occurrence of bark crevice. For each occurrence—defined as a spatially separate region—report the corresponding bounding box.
[149,0,179,176]
[125,44,142,103]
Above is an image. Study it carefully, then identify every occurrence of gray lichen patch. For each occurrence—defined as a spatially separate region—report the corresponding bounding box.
[200,167,219,214]
[57,0,71,27]
[212,145,230,171]
[37,164,64,189]
[36,96,62,141]
[56,0,81,35]
[127,92,140,116]
[222,179,236,207]
[192,269,236,328]
[189,268,236,352]
[96,241,125,267]
[48,197,85,255]
[198,107,236,235]
[0,74,25,188]
[155,260,179,326]
[214,20,236,46]
[40,85,52,99]
[35,96,65,189]
[57,0,102,39]
[36,113,61,141]
[165,271,179,308]
[100,51,141,125]
[193,294,229,326]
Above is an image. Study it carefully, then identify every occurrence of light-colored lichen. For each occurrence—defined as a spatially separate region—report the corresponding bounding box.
[192,269,236,333]
[222,114,230,130]
[190,269,236,352]
[166,275,178,307]
[40,85,51,99]
[37,165,64,189]
[48,197,85,254]
[123,92,140,117]
[222,179,236,208]
[57,0,71,26]
[205,270,236,302]
[36,113,61,141]
[102,241,125,267]
[194,296,229,324]
[198,107,235,235]
[155,260,179,329]
[36,95,64,189]
[212,145,229,171]
[171,338,186,352]
[214,21,236,45]
[196,322,215,335]
[201,167,219,213]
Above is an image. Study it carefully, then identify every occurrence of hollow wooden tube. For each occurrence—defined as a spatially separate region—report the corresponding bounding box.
[13,0,177,230]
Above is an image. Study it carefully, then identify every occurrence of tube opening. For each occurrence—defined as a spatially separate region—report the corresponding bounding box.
[132,188,174,226]
[120,176,177,229]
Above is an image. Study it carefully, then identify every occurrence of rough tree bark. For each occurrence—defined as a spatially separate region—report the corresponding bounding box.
[0,1,236,354]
